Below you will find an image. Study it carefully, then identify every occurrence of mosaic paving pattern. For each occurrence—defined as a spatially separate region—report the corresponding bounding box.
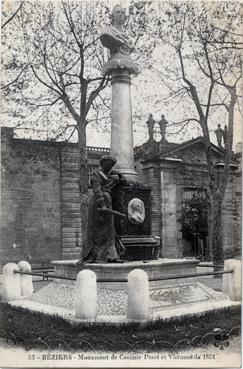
[150,283,216,311]
[31,281,223,316]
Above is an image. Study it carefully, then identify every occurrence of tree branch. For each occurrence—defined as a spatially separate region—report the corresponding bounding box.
[1,64,28,89]
[61,92,80,122]
[62,1,81,48]
[1,2,24,28]
[178,47,204,122]
[86,76,109,117]
[31,66,61,95]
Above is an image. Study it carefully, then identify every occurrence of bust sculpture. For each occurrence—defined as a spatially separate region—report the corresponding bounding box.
[100,4,133,56]
[100,4,139,75]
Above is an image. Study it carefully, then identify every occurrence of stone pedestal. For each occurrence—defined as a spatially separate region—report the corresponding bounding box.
[112,184,151,236]
[52,258,200,290]
[111,70,138,183]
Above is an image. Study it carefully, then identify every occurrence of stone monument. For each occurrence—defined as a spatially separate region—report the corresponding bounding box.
[100,4,139,183]
[100,4,157,260]
[52,3,200,281]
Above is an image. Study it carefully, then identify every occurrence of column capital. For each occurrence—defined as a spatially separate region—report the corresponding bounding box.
[111,70,131,85]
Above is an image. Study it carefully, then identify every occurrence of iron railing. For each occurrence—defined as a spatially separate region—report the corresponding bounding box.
[0,325,240,351]
[14,268,233,283]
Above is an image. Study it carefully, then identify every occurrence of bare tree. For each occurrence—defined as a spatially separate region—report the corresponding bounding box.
[1,0,154,253]
[155,1,242,264]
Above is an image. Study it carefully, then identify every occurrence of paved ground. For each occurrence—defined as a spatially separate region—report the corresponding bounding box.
[0,264,241,367]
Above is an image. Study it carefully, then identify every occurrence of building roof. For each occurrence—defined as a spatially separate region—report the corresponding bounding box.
[135,136,238,165]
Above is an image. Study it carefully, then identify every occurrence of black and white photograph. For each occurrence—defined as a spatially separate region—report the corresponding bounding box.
[0,0,242,367]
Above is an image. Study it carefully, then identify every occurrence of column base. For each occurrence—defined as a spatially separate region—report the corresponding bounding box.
[118,169,141,185]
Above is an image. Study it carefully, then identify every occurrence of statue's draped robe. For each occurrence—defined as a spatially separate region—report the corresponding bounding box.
[85,168,119,262]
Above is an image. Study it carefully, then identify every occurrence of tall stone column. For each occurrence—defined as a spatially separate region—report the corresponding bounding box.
[111,70,137,181]
[100,4,140,183]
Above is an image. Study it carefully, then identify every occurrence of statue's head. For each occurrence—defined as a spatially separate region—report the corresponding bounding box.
[217,123,221,128]
[111,4,126,26]
[149,113,153,119]
[161,114,165,119]
[100,155,117,173]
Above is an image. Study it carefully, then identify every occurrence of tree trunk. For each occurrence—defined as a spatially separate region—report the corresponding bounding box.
[210,190,224,267]
[209,87,236,268]
[77,120,89,260]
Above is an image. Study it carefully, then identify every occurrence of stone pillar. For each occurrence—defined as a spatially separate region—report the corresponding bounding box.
[223,259,241,301]
[160,165,182,258]
[127,269,149,321]
[2,263,21,301]
[222,176,235,258]
[18,260,33,298]
[111,70,138,182]
[75,270,97,320]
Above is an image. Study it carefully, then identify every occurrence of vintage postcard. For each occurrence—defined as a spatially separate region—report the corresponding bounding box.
[0,0,242,367]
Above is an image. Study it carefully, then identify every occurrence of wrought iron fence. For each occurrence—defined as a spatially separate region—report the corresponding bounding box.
[0,326,240,352]
[14,268,233,283]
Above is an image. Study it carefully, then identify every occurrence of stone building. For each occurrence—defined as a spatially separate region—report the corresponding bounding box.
[0,126,241,268]
[134,136,240,260]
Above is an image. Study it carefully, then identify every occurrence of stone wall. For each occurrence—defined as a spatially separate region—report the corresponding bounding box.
[0,128,108,268]
[233,154,242,256]
[1,128,62,267]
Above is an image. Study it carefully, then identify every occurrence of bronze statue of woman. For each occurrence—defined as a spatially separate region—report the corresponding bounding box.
[83,155,124,263]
